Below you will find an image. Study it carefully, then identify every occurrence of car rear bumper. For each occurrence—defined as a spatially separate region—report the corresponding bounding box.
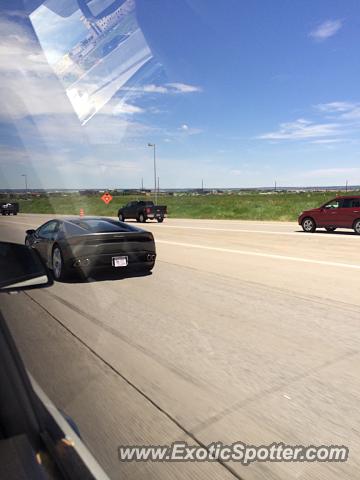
[68,251,156,271]
[147,214,166,219]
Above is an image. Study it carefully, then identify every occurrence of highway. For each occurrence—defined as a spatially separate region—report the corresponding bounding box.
[1,214,360,479]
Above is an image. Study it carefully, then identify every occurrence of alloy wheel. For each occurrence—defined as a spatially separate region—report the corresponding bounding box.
[52,247,62,279]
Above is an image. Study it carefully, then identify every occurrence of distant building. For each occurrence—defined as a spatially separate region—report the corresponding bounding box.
[79,189,100,196]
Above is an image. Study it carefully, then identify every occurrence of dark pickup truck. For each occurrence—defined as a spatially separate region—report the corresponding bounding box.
[1,202,19,215]
[118,200,167,223]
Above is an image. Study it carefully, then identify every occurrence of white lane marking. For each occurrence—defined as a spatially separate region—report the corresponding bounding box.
[149,224,360,240]
[18,214,297,227]
[153,225,302,236]
[157,240,360,270]
[161,221,296,227]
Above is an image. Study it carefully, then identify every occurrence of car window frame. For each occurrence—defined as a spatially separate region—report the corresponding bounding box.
[37,221,59,239]
[342,198,360,208]
[323,198,342,209]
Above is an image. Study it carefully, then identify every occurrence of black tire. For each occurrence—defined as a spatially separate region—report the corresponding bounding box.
[301,217,316,233]
[138,213,146,223]
[353,219,360,235]
[118,213,125,222]
[25,236,31,247]
[157,217,164,223]
[52,245,69,281]
[325,227,336,232]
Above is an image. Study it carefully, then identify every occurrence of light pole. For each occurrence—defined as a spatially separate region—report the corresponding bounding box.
[147,143,157,204]
[21,174,28,197]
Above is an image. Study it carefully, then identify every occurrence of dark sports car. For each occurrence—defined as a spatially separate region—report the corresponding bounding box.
[25,217,156,280]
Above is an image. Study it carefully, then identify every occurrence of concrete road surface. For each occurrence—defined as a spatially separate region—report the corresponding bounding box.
[1,214,360,479]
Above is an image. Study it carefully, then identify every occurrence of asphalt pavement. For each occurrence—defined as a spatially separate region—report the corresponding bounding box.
[1,214,360,479]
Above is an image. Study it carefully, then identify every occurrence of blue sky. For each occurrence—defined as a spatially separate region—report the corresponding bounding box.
[1,0,360,189]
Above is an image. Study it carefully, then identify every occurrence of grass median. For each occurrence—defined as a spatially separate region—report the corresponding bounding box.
[14,191,358,221]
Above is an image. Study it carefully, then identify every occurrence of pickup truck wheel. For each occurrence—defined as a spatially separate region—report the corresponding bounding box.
[301,217,316,233]
[353,219,360,234]
[138,213,146,223]
[157,218,164,223]
[118,213,125,222]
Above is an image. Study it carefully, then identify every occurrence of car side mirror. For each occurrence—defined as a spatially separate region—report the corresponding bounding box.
[0,242,53,292]
[26,229,36,235]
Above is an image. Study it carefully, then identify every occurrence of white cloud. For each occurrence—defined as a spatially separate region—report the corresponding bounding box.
[258,118,342,140]
[0,145,31,165]
[300,167,360,179]
[112,102,144,115]
[0,19,52,76]
[259,99,360,143]
[31,112,152,146]
[0,18,77,121]
[309,19,343,41]
[315,101,360,120]
[310,138,345,144]
[122,82,202,95]
[341,107,360,120]
[166,83,202,93]
[177,124,203,136]
[58,156,142,174]
[141,84,169,94]
[315,101,356,113]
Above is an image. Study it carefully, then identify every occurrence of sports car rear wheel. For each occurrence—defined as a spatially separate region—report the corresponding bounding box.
[52,246,68,281]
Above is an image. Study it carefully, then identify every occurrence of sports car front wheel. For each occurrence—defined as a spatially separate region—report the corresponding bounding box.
[52,246,68,281]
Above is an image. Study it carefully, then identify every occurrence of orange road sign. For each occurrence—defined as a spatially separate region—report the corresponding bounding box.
[101,192,113,205]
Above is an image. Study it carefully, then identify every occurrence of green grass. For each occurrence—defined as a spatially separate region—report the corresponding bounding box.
[13,190,360,222]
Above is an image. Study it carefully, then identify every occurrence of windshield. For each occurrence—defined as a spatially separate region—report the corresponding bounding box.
[68,218,139,232]
[0,1,358,479]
